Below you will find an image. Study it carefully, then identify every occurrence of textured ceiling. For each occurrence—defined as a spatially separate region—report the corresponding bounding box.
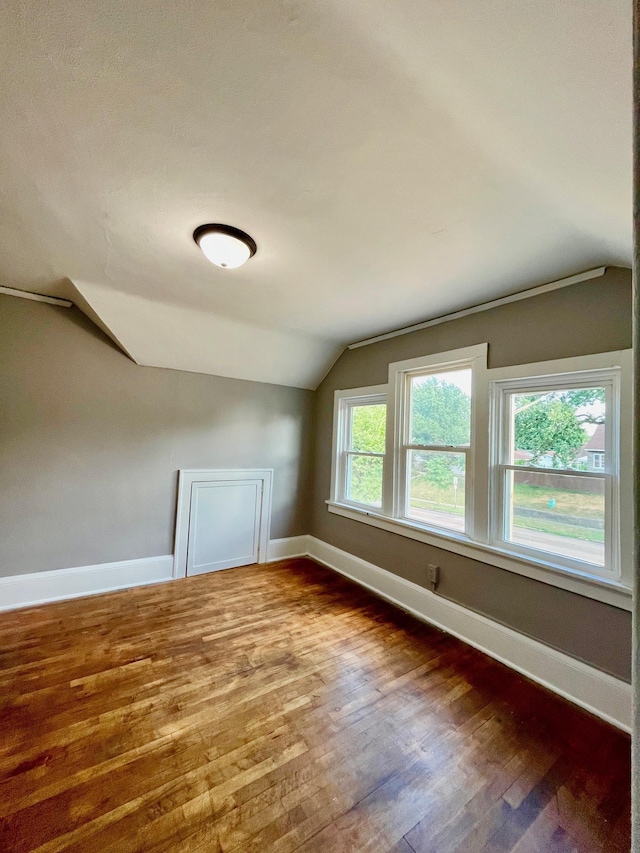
[0,0,632,388]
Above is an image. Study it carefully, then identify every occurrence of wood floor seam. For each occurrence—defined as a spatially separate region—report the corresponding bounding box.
[0,558,630,853]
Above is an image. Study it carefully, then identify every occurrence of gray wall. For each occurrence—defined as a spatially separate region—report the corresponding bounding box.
[0,295,314,576]
[310,267,633,680]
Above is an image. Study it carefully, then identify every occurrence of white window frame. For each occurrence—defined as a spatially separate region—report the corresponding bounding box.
[327,348,632,611]
[330,385,388,511]
[387,344,489,538]
[591,453,605,470]
[489,368,620,583]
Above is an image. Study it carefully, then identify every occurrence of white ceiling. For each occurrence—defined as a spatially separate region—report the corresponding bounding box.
[0,0,632,388]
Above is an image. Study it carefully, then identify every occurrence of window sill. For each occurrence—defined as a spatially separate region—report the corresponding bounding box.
[325,501,632,611]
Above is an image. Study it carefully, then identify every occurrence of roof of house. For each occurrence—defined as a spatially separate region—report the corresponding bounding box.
[581,423,605,452]
[513,450,533,461]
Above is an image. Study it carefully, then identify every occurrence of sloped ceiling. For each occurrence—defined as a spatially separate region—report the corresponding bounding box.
[0,0,632,388]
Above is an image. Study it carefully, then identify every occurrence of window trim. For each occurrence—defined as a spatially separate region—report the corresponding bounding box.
[328,348,632,611]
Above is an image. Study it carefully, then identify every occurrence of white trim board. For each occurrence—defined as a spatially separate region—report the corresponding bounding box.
[0,284,73,307]
[348,268,606,349]
[267,536,311,562]
[305,536,632,733]
[0,556,173,612]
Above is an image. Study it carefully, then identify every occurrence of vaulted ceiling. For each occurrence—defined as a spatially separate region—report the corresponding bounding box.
[0,1,631,388]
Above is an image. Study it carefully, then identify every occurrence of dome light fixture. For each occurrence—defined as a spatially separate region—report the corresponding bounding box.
[193,224,257,269]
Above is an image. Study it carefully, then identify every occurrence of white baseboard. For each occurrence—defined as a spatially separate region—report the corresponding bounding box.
[306,536,632,733]
[0,556,174,612]
[266,535,311,562]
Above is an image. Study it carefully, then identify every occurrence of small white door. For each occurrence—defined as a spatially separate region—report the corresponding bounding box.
[186,479,263,576]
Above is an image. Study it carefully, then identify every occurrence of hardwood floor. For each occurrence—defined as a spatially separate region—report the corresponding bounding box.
[0,558,630,852]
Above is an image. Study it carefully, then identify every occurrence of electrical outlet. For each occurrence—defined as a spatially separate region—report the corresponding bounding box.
[427,564,439,587]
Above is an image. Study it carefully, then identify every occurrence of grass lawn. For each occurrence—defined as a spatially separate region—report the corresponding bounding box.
[510,480,603,519]
[512,516,604,543]
[409,476,603,539]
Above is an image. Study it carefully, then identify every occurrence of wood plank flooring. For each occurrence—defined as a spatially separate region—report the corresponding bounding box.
[0,558,630,852]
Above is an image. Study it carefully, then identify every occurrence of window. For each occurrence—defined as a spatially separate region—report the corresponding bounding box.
[329,348,631,607]
[490,371,619,581]
[332,387,387,509]
[331,345,486,533]
[401,367,472,533]
[389,345,487,537]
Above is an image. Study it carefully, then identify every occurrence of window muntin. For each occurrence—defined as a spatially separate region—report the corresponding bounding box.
[401,365,473,533]
[492,371,618,579]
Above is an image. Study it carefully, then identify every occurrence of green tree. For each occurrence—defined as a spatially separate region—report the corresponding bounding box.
[351,404,386,453]
[349,456,383,505]
[557,388,605,420]
[412,452,464,490]
[514,397,587,467]
[410,378,470,446]
[348,404,386,505]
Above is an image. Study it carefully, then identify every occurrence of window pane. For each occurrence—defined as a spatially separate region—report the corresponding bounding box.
[504,469,605,566]
[409,369,471,446]
[350,404,386,453]
[346,455,383,507]
[406,450,465,531]
[510,388,606,471]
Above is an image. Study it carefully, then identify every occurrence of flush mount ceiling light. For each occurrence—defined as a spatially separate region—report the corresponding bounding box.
[193,224,257,269]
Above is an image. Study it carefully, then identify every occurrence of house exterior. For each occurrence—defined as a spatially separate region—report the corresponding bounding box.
[513,448,555,468]
[581,424,606,472]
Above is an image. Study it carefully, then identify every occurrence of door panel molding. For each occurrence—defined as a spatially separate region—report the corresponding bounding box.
[173,469,273,579]
[187,479,262,576]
